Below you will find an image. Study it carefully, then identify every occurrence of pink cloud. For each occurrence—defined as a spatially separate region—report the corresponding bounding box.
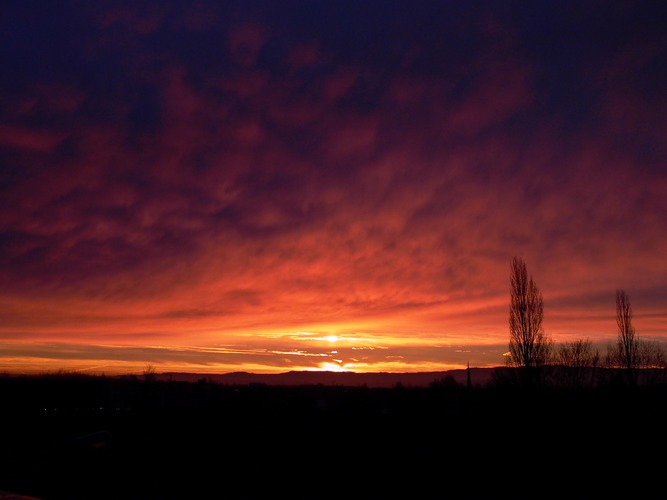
[96,3,165,34]
[228,23,267,68]
[0,125,67,151]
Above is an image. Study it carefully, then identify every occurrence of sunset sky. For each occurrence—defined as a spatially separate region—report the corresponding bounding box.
[1,1,666,375]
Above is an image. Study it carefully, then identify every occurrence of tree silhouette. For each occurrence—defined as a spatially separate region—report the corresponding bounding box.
[556,338,600,388]
[616,290,636,363]
[636,338,667,385]
[611,289,638,386]
[605,289,666,386]
[143,363,157,383]
[508,256,551,386]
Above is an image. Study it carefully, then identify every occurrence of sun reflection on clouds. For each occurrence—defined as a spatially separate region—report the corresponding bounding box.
[289,331,375,344]
[269,349,326,358]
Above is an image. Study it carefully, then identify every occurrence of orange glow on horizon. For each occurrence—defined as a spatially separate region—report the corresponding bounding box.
[0,295,662,376]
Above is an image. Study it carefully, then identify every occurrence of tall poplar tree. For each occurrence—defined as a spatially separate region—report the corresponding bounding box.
[615,289,638,386]
[508,256,551,385]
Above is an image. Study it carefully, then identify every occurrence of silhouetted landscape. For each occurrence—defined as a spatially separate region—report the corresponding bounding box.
[152,367,496,387]
[1,368,666,499]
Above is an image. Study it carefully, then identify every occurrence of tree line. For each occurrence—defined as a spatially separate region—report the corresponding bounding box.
[503,256,665,388]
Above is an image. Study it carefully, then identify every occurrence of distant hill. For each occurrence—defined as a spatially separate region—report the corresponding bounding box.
[152,367,497,388]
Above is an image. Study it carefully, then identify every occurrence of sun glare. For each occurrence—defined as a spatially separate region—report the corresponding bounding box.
[293,332,342,343]
[318,361,350,372]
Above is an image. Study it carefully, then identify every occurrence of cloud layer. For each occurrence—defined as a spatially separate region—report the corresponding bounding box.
[1,1,666,374]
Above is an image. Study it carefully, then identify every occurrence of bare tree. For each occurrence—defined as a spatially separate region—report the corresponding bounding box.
[508,256,552,386]
[612,289,639,386]
[616,290,637,368]
[556,338,600,388]
[636,338,666,386]
[143,363,157,383]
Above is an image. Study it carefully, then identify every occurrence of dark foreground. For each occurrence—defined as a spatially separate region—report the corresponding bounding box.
[1,375,665,499]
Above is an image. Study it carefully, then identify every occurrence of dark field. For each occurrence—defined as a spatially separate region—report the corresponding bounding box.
[1,374,665,499]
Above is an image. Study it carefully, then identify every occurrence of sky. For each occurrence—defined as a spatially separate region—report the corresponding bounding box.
[1,0,666,376]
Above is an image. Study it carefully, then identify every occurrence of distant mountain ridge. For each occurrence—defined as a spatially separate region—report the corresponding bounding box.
[152,367,497,388]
